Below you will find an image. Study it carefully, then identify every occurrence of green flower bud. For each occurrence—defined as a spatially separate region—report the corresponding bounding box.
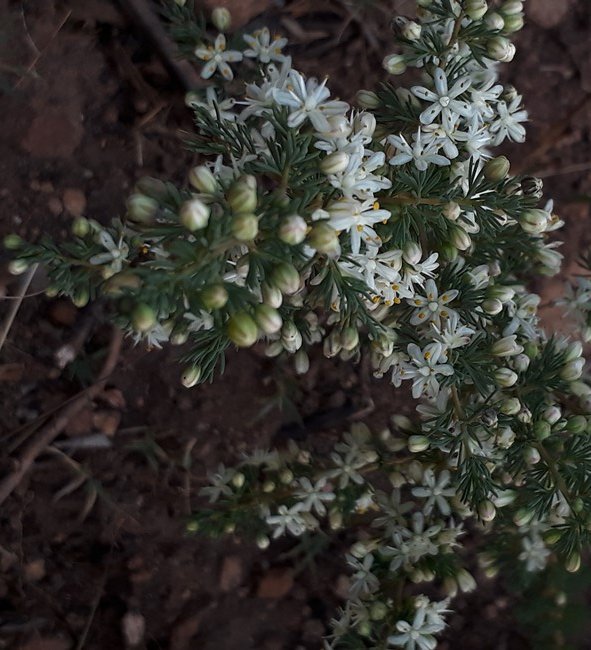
[440,243,458,262]
[7,259,29,275]
[443,201,461,221]
[262,283,283,309]
[131,303,156,332]
[560,358,585,382]
[519,209,549,234]
[45,286,59,298]
[491,335,523,357]
[134,176,168,200]
[72,217,90,238]
[189,165,217,194]
[517,406,532,423]
[543,406,561,424]
[278,214,307,245]
[231,213,259,241]
[211,7,231,32]
[565,553,581,574]
[482,298,503,315]
[270,262,300,295]
[186,520,199,533]
[457,568,478,592]
[340,326,359,351]
[262,480,275,493]
[403,241,422,265]
[201,284,228,310]
[3,234,23,250]
[180,198,210,231]
[323,331,342,358]
[501,0,523,15]
[227,175,257,214]
[466,0,488,21]
[227,312,258,348]
[103,271,142,296]
[478,500,496,522]
[487,35,516,62]
[308,222,340,257]
[254,304,283,335]
[231,472,245,489]
[523,341,539,359]
[126,193,158,224]
[503,12,524,33]
[566,415,587,434]
[494,367,518,387]
[369,602,388,621]
[450,227,471,251]
[320,151,350,175]
[500,397,521,415]
[534,421,552,441]
[408,435,429,453]
[256,534,270,550]
[356,89,380,109]
[181,365,202,388]
[294,350,309,375]
[484,155,510,181]
[523,446,541,465]
[565,340,583,362]
[383,53,407,75]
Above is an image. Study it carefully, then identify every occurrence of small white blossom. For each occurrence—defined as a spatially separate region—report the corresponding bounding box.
[194,33,243,81]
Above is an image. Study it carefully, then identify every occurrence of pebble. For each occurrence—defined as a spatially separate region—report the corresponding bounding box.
[62,188,87,217]
[92,410,121,436]
[527,0,572,28]
[24,558,46,582]
[122,611,145,647]
[219,555,244,592]
[257,568,294,599]
[48,197,64,216]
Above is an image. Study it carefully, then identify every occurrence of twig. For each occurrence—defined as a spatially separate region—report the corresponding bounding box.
[117,0,205,92]
[0,328,124,506]
[75,572,108,650]
[0,263,38,354]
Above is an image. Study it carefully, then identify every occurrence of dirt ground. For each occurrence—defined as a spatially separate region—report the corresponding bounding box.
[1,1,591,649]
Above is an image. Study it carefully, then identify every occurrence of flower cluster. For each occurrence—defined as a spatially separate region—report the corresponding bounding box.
[5,1,591,648]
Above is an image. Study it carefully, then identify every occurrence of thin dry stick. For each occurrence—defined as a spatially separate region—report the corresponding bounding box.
[0,263,38,354]
[0,328,124,506]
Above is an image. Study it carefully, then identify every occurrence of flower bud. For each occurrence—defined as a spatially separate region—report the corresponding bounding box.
[519,209,548,234]
[320,151,350,175]
[536,247,562,274]
[443,577,458,598]
[523,446,541,465]
[514,507,535,527]
[466,0,488,20]
[131,303,156,332]
[227,312,258,347]
[254,304,283,335]
[543,406,561,424]
[231,472,245,489]
[323,331,342,358]
[201,284,228,310]
[484,155,510,181]
[340,326,359,351]
[566,415,587,434]
[500,397,521,415]
[227,175,257,214]
[491,335,523,357]
[402,20,422,41]
[181,365,202,388]
[450,227,471,251]
[497,426,515,449]
[262,283,283,308]
[408,435,429,453]
[524,341,539,359]
[231,213,259,241]
[478,500,496,522]
[457,568,478,592]
[135,176,168,200]
[3,234,23,250]
[403,241,422,265]
[329,509,343,531]
[443,201,461,221]
[383,54,407,75]
[356,89,380,109]
[278,214,307,245]
[270,262,300,295]
[72,217,90,238]
[256,534,270,550]
[565,552,581,574]
[211,7,231,31]
[560,358,585,382]
[565,340,583,362]
[482,298,503,315]
[180,198,210,231]
[517,407,532,423]
[485,12,505,30]
[370,602,388,621]
[294,350,310,374]
[513,353,530,372]
[534,420,552,441]
[354,112,377,138]
[308,222,341,257]
[501,0,523,15]
[281,321,303,353]
[189,165,217,194]
[494,367,518,387]
[503,12,524,33]
[126,193,158,224]
[487,36,516,62]
[8,259,29,275]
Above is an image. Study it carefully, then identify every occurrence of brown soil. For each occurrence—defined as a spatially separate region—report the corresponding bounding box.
[0,1,590,649]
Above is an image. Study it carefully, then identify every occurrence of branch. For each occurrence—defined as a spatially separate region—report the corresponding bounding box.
[0,328,124,506]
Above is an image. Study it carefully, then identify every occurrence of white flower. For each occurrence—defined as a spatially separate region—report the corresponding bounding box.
[519,535,550,572]
[411,68,472,130]
[187,86,236,121]
[266,503,308,537]
[243,27,287,63]
[388,129,451,171]
[431,312,475,349]
[407,279,459,328]
[400,342,454,399]
[272,70,349,132]
[469,77,503,121]
[404,252,440,289]
[326,449,367,488]
[194,33,243,81]
[347,553,380,598]
[89,230,129,274]
[328,198,390,254]
[200,464,236,502]
[339,246,402,293]
[388,598,446,649]
[412,469,456,516]
[383,512,441,571]
[294,477,336,516]
[489,95,528,145]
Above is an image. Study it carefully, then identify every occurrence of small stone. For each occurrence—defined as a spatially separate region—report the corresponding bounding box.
[101,388,126,409]
[64,408,94,436]
[48,197,64,216]
[122,611,145,647]
[257,568,294,599]
[219,555,243,592]
[48,299,78,326]
[92,410,121,436]
[22,110,83,159]
[24,558,46,582]
[63,188,87,217]
[527,0,572,28]
[170,614,203,650]
[333,574,351,600]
